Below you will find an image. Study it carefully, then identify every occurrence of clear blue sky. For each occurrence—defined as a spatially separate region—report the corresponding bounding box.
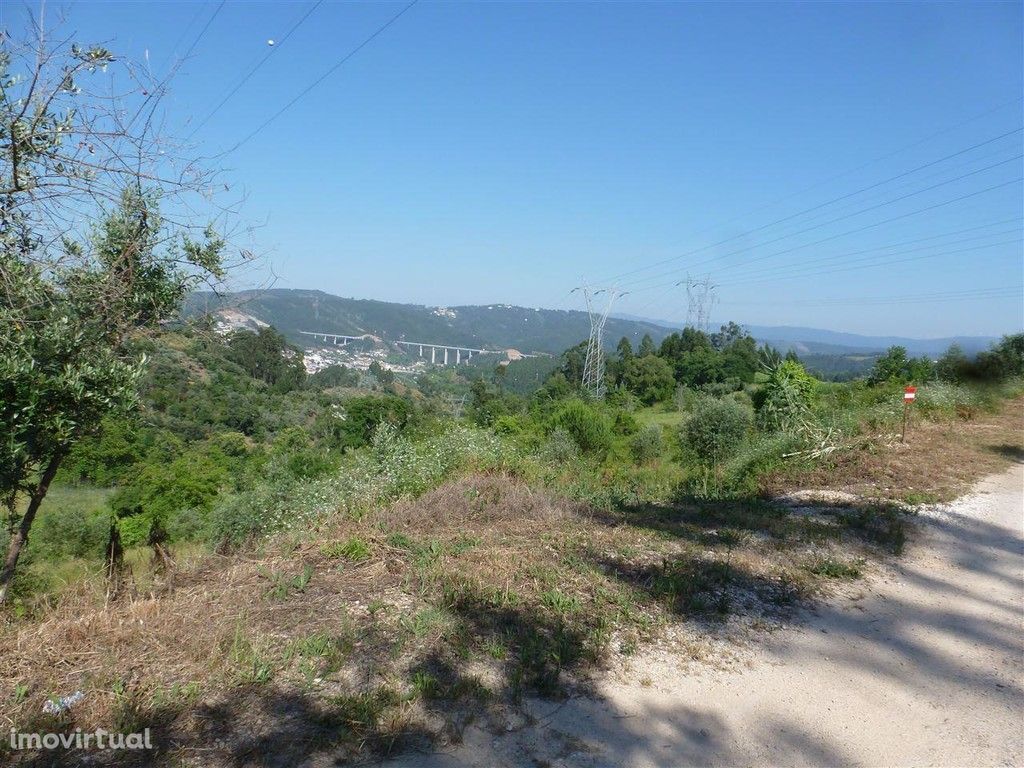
[7,1,1023,337]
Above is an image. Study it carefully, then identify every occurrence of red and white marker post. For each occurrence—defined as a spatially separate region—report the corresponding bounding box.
[901,386,916,443]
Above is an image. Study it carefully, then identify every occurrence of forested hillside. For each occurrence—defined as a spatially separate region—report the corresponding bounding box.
[185,290,678,354]
[184,290,1000,381]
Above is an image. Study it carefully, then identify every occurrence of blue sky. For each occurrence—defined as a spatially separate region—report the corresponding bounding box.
[7,1,1023,337]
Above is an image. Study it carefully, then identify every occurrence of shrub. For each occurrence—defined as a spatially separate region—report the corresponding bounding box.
[548,400,613,456]
[756,360,818,432]
[208,423,514,549]
[914,382,986,421]
[612,410,640,436]
[605,388,640,412]
[538,428,580,464]
[629,426,664,464]
[22,494,111,561]
[681,398,751,467]
[492,415,525,436]
[330,395,413,449]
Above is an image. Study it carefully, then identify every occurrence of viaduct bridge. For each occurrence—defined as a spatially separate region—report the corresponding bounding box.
[299,331,537,366]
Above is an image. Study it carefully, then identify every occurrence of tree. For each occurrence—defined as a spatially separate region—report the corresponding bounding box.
[616,337,634,364]
[226,326,306,392]
[368,359,395,385]
[308,364,360,390]
[330,396,412,449]
[558,341,588,387]
[622,355,675,405]
[0,30,230,602]
[935,344,969,382]
[638,334,657,357]
[868,346,910,385]
[710,321,746,351]
[720,335,758,382]
[681,399,751,466]
[974,334,1024,380]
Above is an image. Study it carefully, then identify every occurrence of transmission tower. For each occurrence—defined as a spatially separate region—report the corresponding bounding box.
[681,275,717,334]
[574,285,624,399]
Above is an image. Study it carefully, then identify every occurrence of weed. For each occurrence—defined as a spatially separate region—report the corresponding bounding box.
[321,537,372,562]
[804,557,864,579]
[840,504,909,554]
[150,681,200,709]
[264,564,314,600]
[541,588,581,614]
[410,671,440,699]
[482,637,508,660]
[229,624,275,685]
[900,490,940,505]
[651,557,733,616]
[400,607,447,638]
[330,687,401,738]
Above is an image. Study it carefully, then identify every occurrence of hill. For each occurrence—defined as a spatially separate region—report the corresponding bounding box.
[185,290,679,355]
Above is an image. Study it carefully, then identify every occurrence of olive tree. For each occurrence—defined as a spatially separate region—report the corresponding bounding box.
[0,20,236,602]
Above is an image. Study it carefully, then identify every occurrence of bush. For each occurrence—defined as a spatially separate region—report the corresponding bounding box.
[914,382,987,421]
[492,415,525,436]
[681,398,752,466]
[208,424,514,549]
[756,360,818,432]
[538,428,580,464]
[548,400,613,456]
[329,395,413,449]
[21,491,111,561]
[629,426,664,464]
[612,410,640,436]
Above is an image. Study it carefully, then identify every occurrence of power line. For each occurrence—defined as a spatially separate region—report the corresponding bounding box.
[719,285,1022,308]
[710,218,1021,278]
[625,176,1023,296]
[177,1,227,70]
[128,0,226,132]
[219,0,418,157]
[626,219,1019,325]
[717,236,1022,289]
[601,123,1024,285]
[166,4,208,71]
[188,0,325,139]
[620,151,1022,289]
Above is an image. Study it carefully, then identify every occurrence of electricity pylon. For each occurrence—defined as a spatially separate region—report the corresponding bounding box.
[677,274,717,333]
[573,285,626,399]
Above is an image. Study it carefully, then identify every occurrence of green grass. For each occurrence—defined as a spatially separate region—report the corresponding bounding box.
[633,405,685,429]
[803,557,864,579]
[321,536,372,562]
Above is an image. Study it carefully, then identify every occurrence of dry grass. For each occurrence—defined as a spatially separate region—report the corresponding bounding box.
[0,470,903,766]
[765,395,1024,503]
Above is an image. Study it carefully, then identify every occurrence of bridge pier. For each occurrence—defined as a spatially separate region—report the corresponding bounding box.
[431,347,436,364]
[444,348,449,365]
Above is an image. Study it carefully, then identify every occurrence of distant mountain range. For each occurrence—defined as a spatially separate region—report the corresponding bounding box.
[614,314,999,356]
[184,290,998,358]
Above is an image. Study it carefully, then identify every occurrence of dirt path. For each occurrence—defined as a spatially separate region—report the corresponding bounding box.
[387,464,1024,767]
